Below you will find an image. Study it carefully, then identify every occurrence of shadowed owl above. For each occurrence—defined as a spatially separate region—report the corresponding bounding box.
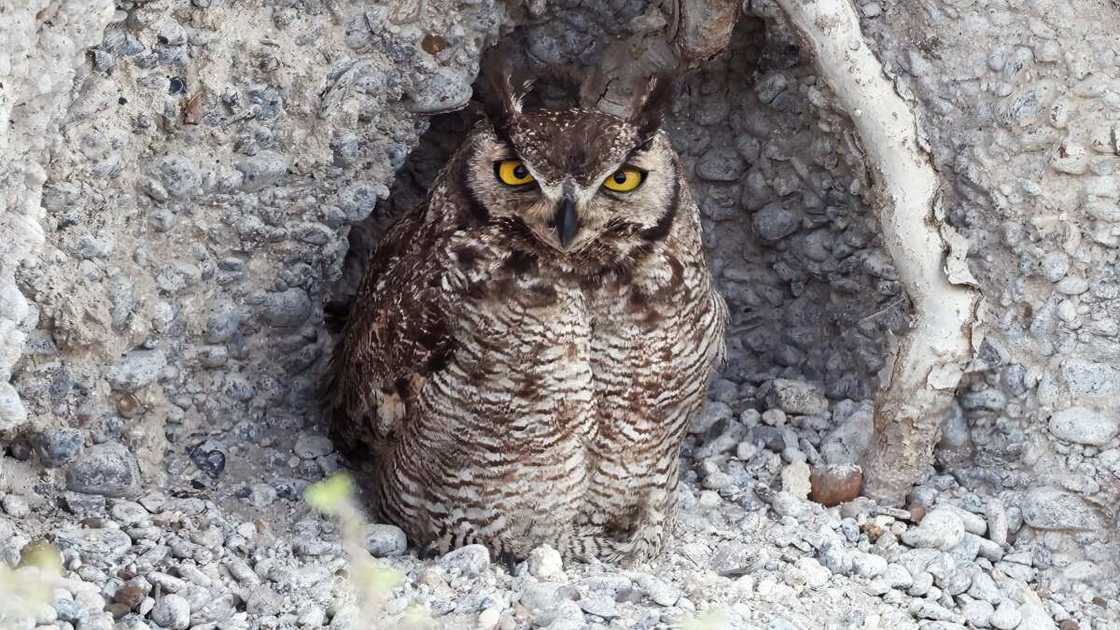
[325,67,727,564]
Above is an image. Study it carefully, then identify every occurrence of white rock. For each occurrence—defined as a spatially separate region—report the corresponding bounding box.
[784,557,830,591]
[780,461,812,500]
[852,551,888,578]
[961,598,995,628]
[527,545,563,579]
[441,544,490,576]
[150,594,190,630]
[1048,407,1118,446]
[476,607,501,630]
[901,508,966,550]
[991,600,1023,630]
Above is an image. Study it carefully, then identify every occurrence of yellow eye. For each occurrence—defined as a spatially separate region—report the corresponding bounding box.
[495,160,535,186]
[602,167,644,192]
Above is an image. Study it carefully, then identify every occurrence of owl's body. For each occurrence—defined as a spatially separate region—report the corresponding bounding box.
[327,80,726,563]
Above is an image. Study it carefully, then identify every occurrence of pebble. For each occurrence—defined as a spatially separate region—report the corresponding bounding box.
[235,151,289,192]
[961,598,995,627]
[150,594,191,630]
[2,494,31,517]
[945,506,988,536]
[883,563,913,590]
[985,501,1010,547]
[33,428,85,467]
[901,508,966,550]
[64,442,141,498]
[1048,406,1119,446]
[852,552,887,578]
[910,599,961,623]
[1051,142,1089,174]
[767,379,828,415]
[366,524,408,557]
[62,492,106,516]
[691,401,732,434]
[818,542,853,576]
[440,544,490,576]
[0,382,26,432]
[476,607,500,629]
[156,155,198,199]
[405,66,473,114]
[189,447,226,478]
[696,147,746,182]
[636,575,679,607]
[908,570,934,597]
[148,571,187,593]
[1018,598,1059,630]
[819,403,874,465]
[578,592,617,618]
[293,433,334,459]
[106,350,167,392]
[52,596,87,624]
[1040,252,1069,282]
[991,601,1023,630]
[809,465,862,507]
[262,289,312,328]
[110,500,149,525]
[780,461,812,500]
[753,204,800,241]
[791,557,830,589]
[246,483,278,508]
[527,544,563,579]
[297,604,326,627]
[1020,488,1105,530]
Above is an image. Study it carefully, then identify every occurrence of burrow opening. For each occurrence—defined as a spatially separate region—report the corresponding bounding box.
[333,13,908,421]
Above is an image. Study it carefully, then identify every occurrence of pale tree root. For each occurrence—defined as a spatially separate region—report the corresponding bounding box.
[772,0,981,505]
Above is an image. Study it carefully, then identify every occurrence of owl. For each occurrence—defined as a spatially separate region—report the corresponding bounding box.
[325,70,727,565]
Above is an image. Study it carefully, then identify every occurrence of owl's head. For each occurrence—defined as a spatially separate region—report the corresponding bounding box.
[460,71,679,257]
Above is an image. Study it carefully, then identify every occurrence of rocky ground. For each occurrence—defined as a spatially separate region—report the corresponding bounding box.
[2,378,1117,630]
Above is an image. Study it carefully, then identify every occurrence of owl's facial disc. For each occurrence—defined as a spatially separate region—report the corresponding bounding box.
[466,109,676,255]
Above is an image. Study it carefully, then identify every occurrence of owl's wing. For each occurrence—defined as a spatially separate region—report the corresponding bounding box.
[324,202,458,449]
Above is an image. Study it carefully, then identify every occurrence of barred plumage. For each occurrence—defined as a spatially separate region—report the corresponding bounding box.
[325,76,727,564]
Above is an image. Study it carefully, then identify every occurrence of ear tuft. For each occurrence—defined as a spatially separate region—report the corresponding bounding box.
[627,74,675,140]
[480,57,533,133]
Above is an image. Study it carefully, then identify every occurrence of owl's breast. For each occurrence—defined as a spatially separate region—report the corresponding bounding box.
[424,254,597,456]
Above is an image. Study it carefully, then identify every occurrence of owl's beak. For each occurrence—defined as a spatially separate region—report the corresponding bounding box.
[553,195,579,249]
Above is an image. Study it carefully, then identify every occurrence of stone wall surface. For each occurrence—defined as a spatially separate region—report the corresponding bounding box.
[861,0,1120,584]
[1,0,1119,628]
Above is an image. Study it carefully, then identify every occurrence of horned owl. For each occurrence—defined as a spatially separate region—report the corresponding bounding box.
[325,72,727,564]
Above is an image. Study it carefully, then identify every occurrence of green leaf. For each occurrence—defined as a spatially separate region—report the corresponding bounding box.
[361,562,405,594]
[19,542,63,575]
[304,472,355,515]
